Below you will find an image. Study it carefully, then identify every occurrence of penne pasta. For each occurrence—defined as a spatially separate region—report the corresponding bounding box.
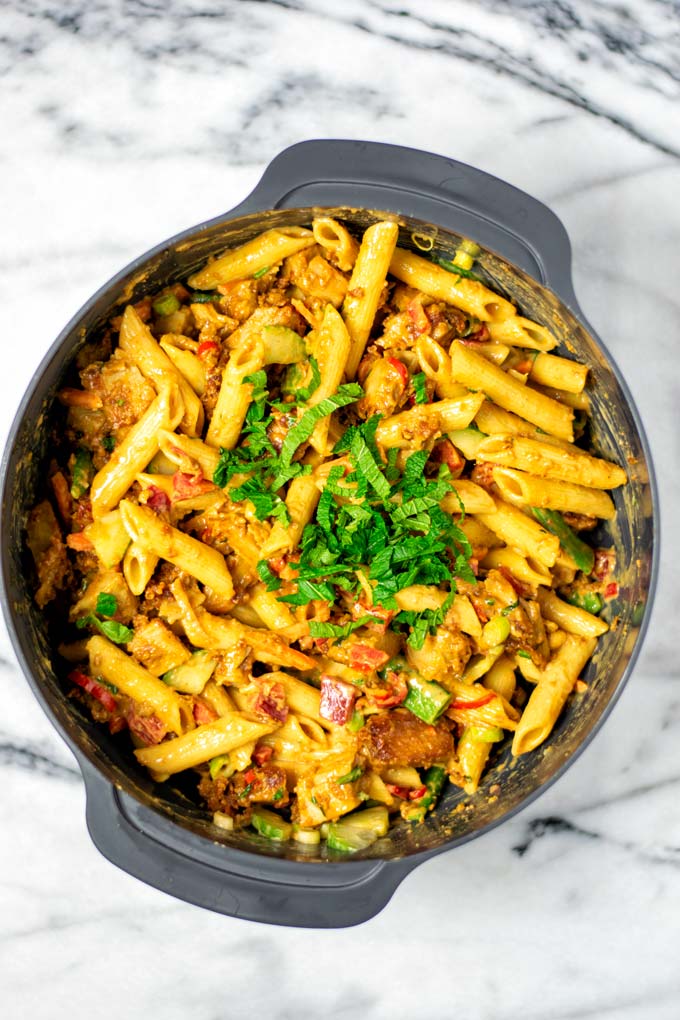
[188,226,315,289]
[343,220,399,379]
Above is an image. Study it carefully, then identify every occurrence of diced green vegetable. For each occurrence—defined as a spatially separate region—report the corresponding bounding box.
[209,754,230,779]
[261,325,306,365]
[325,806,389,852]
[253,265,271,279]
[468,725,504,743]
[481,615,510,649]
[447,427,486,459]
[162,650,217,695]
[337,765,363,785]
[292,826,321,845]
[432,256,480,281]
[566,591,604,615]
[102,435,115,452]
[251,807,292,841]
[347,710,365,732]
[531,508,595,574]
[190,290,222,303]
[404,676,452,724]
[70,448,92,499]
[402,765,447,824]
[152,292,180,317]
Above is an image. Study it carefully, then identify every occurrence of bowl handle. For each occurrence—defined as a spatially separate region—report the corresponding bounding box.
[228,139,577,301]
[79,759,413,928]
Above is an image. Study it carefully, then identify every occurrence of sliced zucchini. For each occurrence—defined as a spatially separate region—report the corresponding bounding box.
[262,325,306,365]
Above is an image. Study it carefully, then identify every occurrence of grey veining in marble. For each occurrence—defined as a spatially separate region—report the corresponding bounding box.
[1,1,680,1018]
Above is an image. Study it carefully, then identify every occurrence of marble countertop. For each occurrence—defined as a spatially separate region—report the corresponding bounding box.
[2,1,679,1016]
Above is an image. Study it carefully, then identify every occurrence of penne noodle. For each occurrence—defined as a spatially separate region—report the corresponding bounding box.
[390,248,516,321]
[491,466,616,519]
[448,341,574,441]
[188,227,315,289]
[343,220,399,379]
[90,385,183,517]
[512,636,597,755]
[476,433,627,489]
[88,635,183,735]
[134,713,276,774]
[119,499,235,601]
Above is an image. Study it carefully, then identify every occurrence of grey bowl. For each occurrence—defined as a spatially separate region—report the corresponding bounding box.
[0,140,658,927]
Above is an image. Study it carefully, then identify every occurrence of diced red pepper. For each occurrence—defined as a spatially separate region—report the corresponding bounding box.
[463,323,490,343]
[69,669,117,713]
[450,690,495,711]
[385,784,411,799]
[430,438,465,479]
[172,471,216,501]
[66,532,93,552]
[255,681,288,724]
[386,357,409,388]
[253,744,274,766]
[409,785,428,801]
[592,549,613,580]
[243,769,257,785]
[367,672,408,708]
[319,675,357,725]
[146,486,171,513]
[348,644,390,673]
[193,699,218,725]
[407,299,430,336]
[604,582,619,599]
[197,339,220,357]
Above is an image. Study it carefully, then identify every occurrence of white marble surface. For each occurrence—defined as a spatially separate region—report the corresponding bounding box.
[1,0,679,1016]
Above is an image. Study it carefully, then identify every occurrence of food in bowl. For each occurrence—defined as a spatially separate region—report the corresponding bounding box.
[26,215,627,852]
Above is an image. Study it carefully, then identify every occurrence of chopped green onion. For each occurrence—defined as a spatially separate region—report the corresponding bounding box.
[347,710,365,733]
[209,754,230,779]
[531,508,595,574]
[337,766,363,785]
[152,292,180,317]
[190,290,222,303]
[253,265,271,279]
[566,591,604,615]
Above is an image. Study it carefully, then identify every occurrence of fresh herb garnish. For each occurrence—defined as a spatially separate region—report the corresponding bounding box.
[101,435,115,452]
[308,615,374,640]
[96,592,118,618]
[411,372,428,404]
[392,592,455,651]
[256,561,282,592]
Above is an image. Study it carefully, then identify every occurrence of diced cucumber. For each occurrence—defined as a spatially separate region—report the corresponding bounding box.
[152,292,180,317]
[162,649,217,694]
[404,676,452,724]
[341,806,389,836]
[70,448,93,499]
[447,427,486,459]
[262,325,306,365]
[251,807,292,842]
[326,824,378,853]
[402,765,447,824]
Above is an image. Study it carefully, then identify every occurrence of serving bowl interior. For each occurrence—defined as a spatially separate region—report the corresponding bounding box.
[1,205,656,865]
